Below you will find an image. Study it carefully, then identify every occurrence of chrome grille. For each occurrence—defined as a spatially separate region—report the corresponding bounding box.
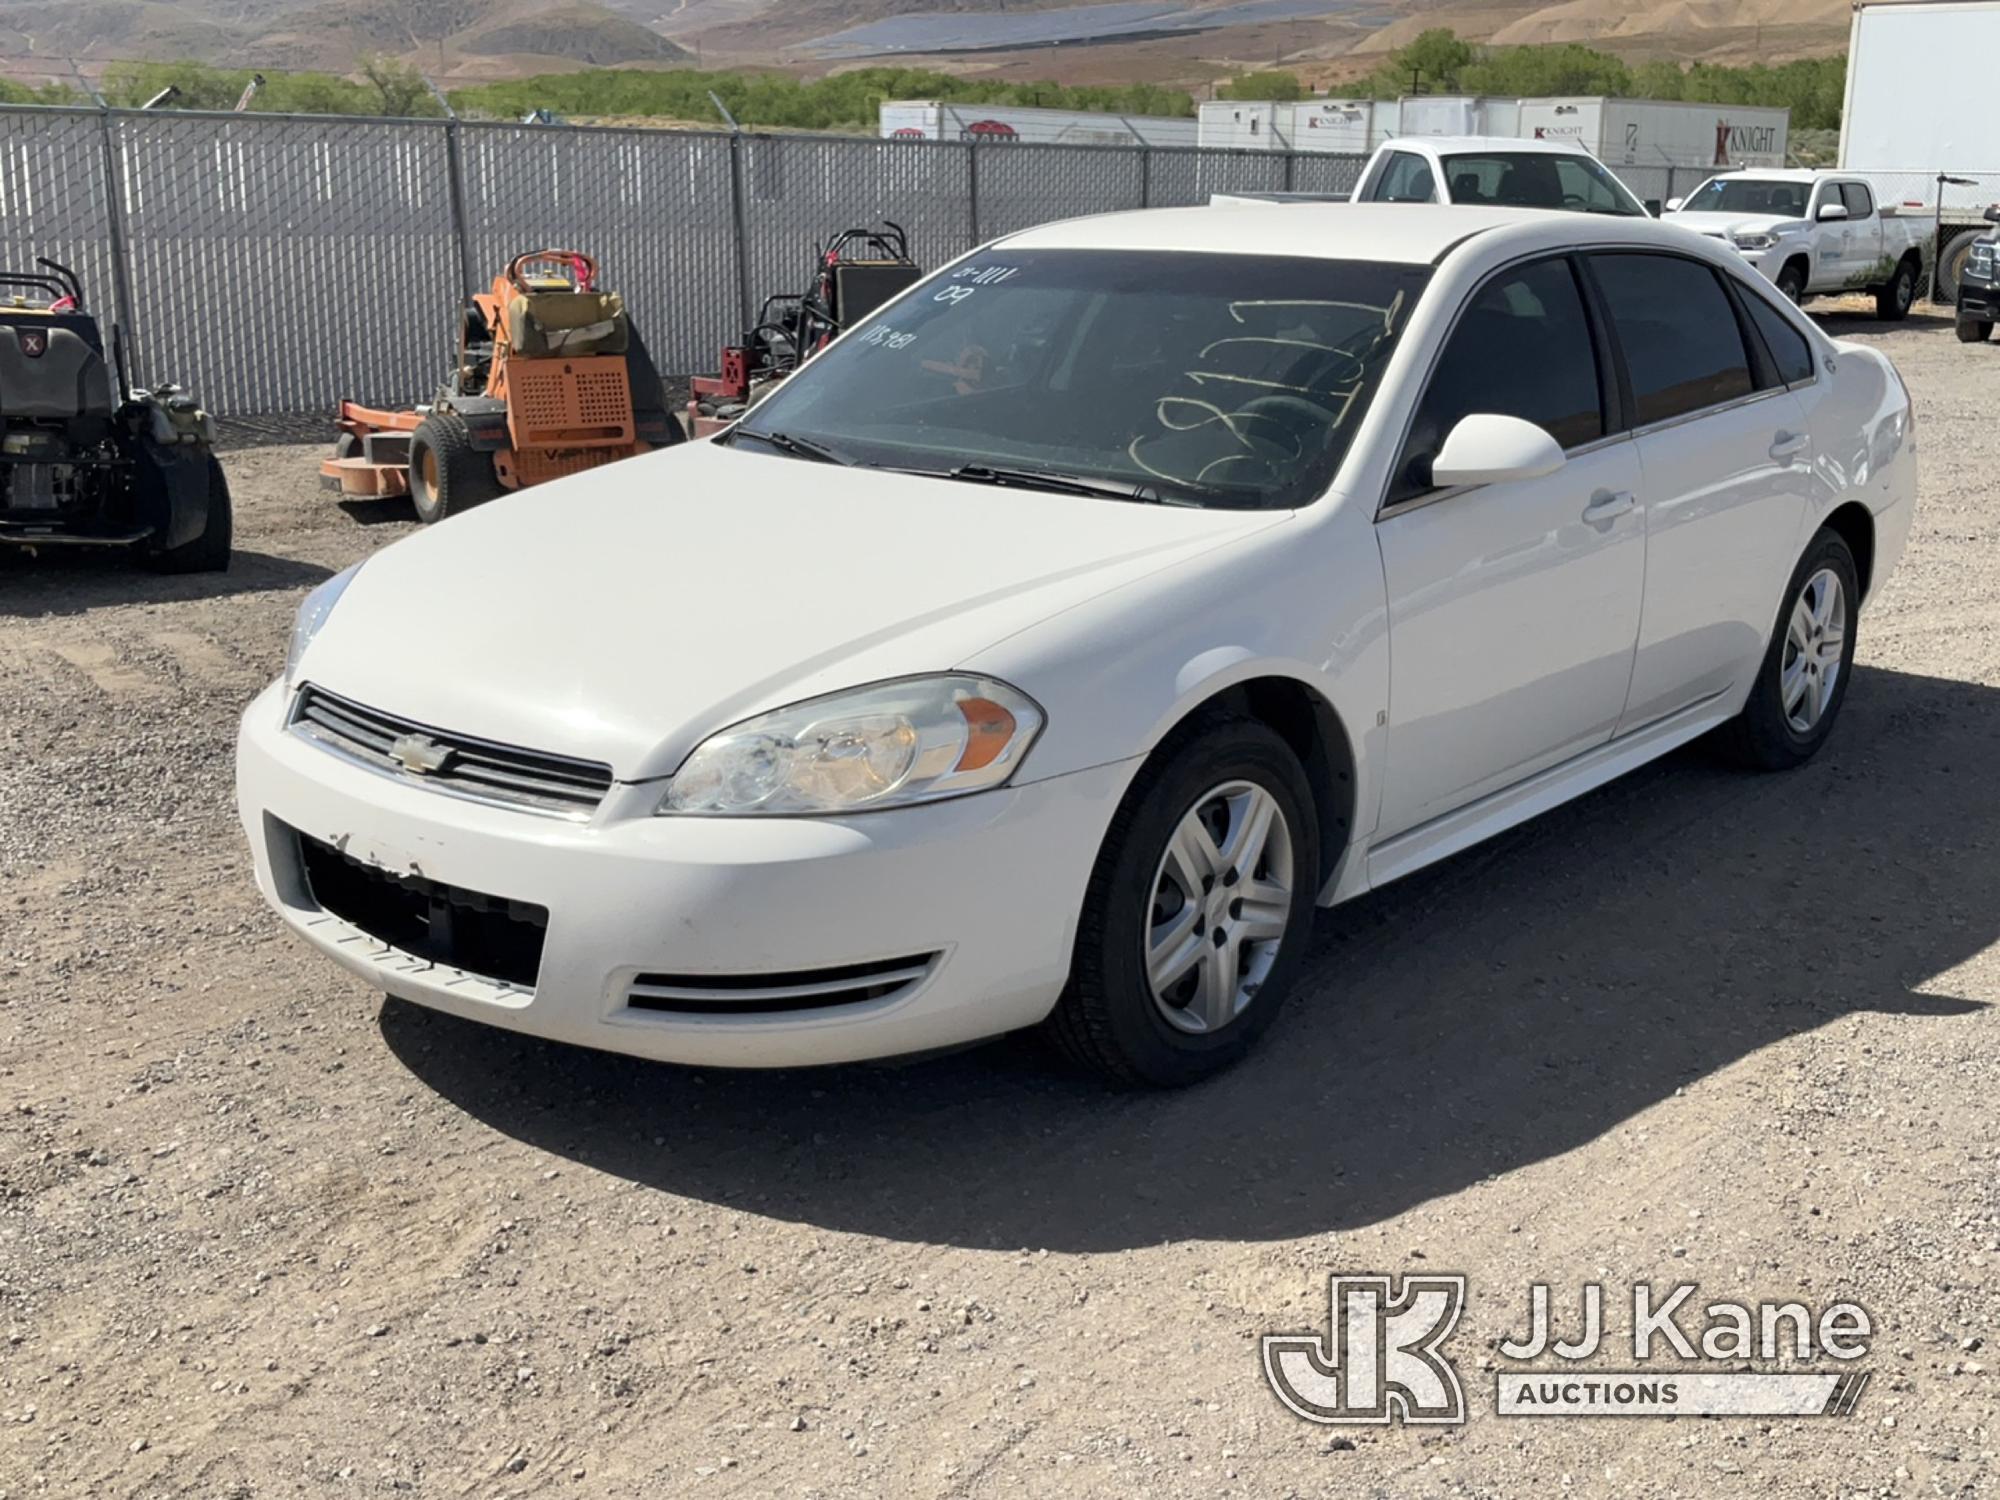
[624,953,940,1016]
[290,684,614,817]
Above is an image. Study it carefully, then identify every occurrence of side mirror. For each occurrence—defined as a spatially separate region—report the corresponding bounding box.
[1430,414,1566,489]
[1664,197,1683,213]
[1816,202,1849,221]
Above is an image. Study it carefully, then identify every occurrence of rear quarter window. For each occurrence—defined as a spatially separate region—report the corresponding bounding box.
[1739,287,1817,387]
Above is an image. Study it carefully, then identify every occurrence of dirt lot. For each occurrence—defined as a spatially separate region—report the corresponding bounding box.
[2,311,1997,1499]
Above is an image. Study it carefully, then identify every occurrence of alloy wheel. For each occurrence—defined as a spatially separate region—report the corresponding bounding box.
[1144,780,1295,1035]
[1781,567,1846,733]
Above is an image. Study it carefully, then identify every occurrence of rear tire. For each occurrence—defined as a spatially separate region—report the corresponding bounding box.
[1043,718,1318,1088]
[409,412,502,525]
[1936,230,1983,304]
[143,453,232,574]
[1958,317,1994,343]
[1875,257,1918,320]
[1718,528,1859,771]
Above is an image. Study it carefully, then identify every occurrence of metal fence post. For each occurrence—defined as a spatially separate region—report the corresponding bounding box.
[1140,145,1152,209]
[967,140,982,248]
[1284,150,1296,193]
[440,120,478,299]
[727,131,754,333]
[421,77,479,300]
[84,106,142,382]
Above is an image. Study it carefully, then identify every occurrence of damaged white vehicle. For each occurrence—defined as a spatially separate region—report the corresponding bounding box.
[239,204,1915,1087]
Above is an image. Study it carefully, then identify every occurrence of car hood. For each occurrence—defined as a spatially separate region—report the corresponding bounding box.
[1668,210,1805,239]
[298,441,1286,780]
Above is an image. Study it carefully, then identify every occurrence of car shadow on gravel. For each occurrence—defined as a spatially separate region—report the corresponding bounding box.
[381,663,1993,1252]
[0,548,332,618]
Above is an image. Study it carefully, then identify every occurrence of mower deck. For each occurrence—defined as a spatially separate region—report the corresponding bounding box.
[320,402,419,498]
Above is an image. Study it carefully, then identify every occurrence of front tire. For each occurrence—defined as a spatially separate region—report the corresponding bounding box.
[1044,718,1318,1087]
[1719,528,1860,771]
[1875,257,1918,320]
[1958,317,1994,343]
[1775,261,1808,304]
[409,412,502,525]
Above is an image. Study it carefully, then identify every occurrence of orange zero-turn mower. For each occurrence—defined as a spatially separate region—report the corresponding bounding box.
[320,250,683,524]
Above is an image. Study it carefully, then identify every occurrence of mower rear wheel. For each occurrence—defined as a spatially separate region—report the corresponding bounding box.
[409,412,502,525]
[144,454,233,575]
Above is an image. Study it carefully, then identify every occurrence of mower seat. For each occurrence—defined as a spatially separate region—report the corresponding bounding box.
[0,314,115,419]
[507,290,629,358]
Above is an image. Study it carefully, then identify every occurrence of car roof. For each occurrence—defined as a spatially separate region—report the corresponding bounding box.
[1705,168,1824,183]
[1385,135,1597,157]
[1000,202,1687,266]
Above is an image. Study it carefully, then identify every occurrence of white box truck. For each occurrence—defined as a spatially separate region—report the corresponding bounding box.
[1515,97,1789,168]
[878,101,1198,148]
[1838,0,2000,300]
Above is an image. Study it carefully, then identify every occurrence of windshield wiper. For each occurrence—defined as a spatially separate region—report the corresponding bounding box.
[926,463,1179,504]
[726,427,857,466]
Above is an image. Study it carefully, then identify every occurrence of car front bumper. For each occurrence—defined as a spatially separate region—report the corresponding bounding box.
[237,681,1134,1067]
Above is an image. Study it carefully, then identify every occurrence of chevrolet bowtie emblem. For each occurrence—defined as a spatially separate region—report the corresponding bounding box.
[389,732,453,775]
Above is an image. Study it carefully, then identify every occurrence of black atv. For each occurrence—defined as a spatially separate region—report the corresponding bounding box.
[0,258,231,572]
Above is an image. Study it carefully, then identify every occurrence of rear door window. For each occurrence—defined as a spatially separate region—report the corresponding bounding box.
[1588,253,1755,426]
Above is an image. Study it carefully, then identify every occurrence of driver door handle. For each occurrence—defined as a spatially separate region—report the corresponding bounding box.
[1582,488,1636,526]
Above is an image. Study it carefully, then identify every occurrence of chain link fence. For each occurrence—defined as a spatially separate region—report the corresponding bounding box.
[0,103,1377,419]
[3,103,1988,421]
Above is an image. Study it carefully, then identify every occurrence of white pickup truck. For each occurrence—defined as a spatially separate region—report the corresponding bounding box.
[1665,169,1929,318]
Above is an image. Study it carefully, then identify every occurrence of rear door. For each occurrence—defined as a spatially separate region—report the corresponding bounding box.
[1585,251,1814,731]
[1373,255,1645,839]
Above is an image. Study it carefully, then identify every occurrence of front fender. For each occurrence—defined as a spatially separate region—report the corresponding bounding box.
[964,503,1391,891]
[131,440,213,550]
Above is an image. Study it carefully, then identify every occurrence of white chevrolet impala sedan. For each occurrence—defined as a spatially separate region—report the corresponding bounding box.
[238,204,1916,1086]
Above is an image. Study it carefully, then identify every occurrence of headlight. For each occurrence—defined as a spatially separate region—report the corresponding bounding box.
[1733,231,1776,251]
[660,675,1044,816]
[285,564,360,686]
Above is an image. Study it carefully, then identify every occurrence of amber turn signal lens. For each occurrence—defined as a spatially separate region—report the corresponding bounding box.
[955,696,1017,772]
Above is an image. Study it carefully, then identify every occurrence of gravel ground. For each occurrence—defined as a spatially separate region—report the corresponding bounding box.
[1,310,1996,1499]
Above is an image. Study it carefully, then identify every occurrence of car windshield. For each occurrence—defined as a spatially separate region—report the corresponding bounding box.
[1679,178,1810,217]
[1439,152,1647,217]
[729,249,1432,510]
